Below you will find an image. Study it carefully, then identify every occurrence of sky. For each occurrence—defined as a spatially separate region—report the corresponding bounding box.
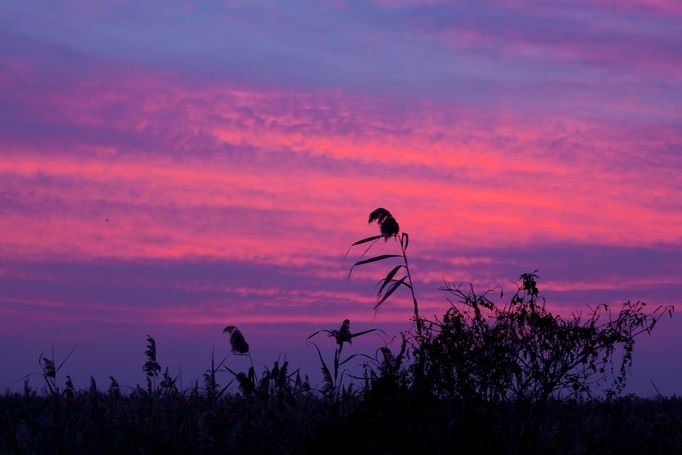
[1,0,681,394]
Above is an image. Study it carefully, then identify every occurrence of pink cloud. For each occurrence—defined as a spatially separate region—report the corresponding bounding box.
[1,59,681,273]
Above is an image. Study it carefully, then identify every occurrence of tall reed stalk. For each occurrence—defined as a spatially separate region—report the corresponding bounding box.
[348,208,422,337]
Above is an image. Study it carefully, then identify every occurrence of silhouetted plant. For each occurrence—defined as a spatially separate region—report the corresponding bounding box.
[39,354,57,395]
[308,319,378,354]
[223,325,250,354]
[348,208,423,337]
[227,366,257,397]
[203,348,230,402]
[308,319,377,399]
[108,376,121,399]
[37,345,76,396]
[252,359,311,402]
[159,367,179,395]
[87,376,98,398]
[143,335,161,394]
[63,375,75,400]
[223,324,261,396]
[418,272,673,447]
[360,335,410,398]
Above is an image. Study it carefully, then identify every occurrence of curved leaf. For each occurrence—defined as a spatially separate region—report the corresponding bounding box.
[350,328,378,339]
[311,343,333,395]
[375,276,409,310]
[377,265,404,297]
[353,254,401,267]
[352,235,384,246]
[306,329,332,340]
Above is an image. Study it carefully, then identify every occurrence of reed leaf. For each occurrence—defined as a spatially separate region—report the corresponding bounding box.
[312,343,333,396]
[353,254,401,267]
[352,235,384,246]
[375,276,409,309]
[377,265,404,297]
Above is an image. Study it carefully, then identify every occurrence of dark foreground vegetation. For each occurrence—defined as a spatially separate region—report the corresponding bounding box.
[2,209,679,454]
[4,384,682,454]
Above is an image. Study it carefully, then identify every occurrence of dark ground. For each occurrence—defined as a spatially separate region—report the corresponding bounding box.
[3,386,682,454]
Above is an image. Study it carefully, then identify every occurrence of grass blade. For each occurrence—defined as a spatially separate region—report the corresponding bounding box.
[375,276,408,309]
[56,345,78,373]
[377,265,404,297]
[311,343,333,395]
[350,328,378,339]
[348,254,402,279]
[353,254,401,267]
[306,329,332,340]
[352,235,384,246]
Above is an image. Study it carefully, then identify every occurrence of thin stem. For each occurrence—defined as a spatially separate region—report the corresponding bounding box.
[400,235,422,338]
[247,353,259,387]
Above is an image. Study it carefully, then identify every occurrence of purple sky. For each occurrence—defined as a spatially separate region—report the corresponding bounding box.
[1,0,681,394]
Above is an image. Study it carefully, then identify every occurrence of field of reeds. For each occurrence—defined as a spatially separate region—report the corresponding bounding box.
[2,209,680,454]
[4,376,682,454]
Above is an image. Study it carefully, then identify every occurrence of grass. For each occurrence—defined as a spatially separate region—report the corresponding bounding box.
[1,208,678,454]
[3,384,682,454]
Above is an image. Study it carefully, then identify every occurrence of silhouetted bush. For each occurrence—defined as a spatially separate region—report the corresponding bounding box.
[415,273,671,450]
